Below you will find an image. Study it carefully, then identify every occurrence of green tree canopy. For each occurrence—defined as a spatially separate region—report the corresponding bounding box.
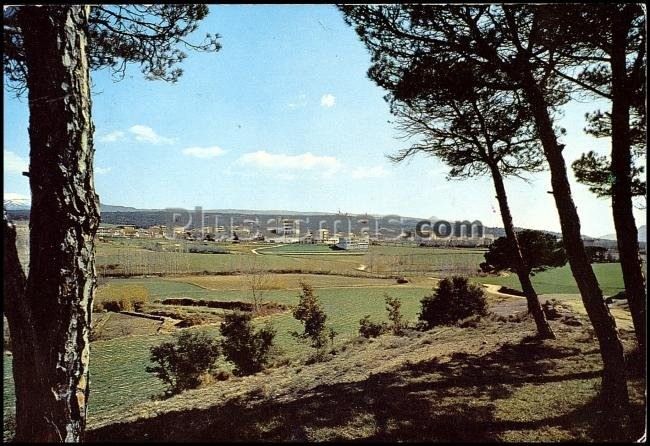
[481,229,567,274]
[4,4,221,94]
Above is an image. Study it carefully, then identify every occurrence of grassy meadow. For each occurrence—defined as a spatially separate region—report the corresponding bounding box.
[475,263,626,296]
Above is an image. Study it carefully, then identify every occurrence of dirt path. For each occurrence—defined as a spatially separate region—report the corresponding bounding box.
[251,244,287,255]
[480,283,525,299]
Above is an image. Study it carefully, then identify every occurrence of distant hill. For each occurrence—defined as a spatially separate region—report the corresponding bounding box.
[100,204,140,213]
[598,225,646,243]
[3,199,30,211]
[3,202,140,213]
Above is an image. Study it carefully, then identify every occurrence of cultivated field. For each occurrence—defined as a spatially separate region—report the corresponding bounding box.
[96,238,486,277]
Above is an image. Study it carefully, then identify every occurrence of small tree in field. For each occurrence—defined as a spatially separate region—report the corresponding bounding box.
[419,276,488,329]
[292,282,329,349]
[241,257,271,313]
[220,311,276,376]
[385,294,404,335]
[146,330,220,396]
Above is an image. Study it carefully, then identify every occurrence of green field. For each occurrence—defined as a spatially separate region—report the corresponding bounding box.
[258,243,342,254]
[475,263,627,296]
[3,276,436,430]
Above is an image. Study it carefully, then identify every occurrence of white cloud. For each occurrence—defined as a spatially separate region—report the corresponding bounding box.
[4,150,28,173]
[288,94,308,109]
[181,145,227,159]
[129,125,175,145]
[238,150,342,174]
[4,192,30,202]
[95,166,112,175]
[97,130,125,143]
[351,165,390,179]
[320,94,336,108]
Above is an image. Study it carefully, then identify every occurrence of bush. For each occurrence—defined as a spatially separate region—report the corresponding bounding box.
[292,282,329,349]
[175,313,211,327]
[385,294,404,335]
[359,315,386,338]
[187,245,228,254]
[220,311,276,376]
[418,276,488,329]
[146,330,220,396]
[94,285,149,312]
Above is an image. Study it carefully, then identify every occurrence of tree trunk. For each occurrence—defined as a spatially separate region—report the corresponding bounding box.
[12,5,99,442]
[3,214,46,442]
[609,7,646,355]
[488,165,555,339]
[521,72,629,413]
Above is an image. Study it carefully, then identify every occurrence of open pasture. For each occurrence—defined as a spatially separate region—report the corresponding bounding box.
[475,263,626,296]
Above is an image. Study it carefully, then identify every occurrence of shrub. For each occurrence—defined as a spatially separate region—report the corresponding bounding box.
[94,285,149,312]
[175,314,211,327]
[385,294,404,335]
[292,282,329,349]
[187,245,228,254]
[146,330,220,396]
[220,311,276,376]
[359,315,386,338]
[418,276,488,329]
[327,327,338,347]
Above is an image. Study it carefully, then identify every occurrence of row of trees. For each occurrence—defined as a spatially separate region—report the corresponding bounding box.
[340,4,645,421]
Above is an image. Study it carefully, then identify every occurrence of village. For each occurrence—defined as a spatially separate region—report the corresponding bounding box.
[96,216,502,249]
[96,216,633,259]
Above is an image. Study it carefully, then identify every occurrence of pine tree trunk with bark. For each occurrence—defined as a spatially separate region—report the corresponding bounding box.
[609,7,646,356]
[4,5,100,442]
[489,164,555,339]
[520,71,629,414]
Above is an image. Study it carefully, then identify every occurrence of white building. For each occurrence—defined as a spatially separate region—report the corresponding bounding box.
[335,236,369,251]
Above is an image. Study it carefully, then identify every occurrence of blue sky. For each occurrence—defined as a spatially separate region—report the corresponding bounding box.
[3,5,646,237]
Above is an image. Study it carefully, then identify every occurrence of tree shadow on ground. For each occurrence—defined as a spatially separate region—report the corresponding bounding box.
[87,337,644,442]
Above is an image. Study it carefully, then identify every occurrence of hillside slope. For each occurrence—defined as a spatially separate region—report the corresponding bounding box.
[87,306,644,442]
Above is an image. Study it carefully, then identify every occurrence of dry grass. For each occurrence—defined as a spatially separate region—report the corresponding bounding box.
[94,284,150,312]
[86,309,645,442]
[90,312,163,341]
[542,293,636,331]
[137,303,225,327]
